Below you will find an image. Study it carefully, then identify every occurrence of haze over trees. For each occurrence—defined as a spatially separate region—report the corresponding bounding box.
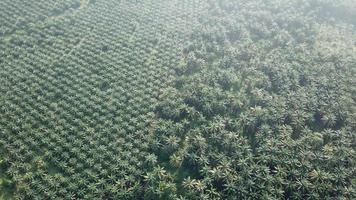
[0,0,355,199]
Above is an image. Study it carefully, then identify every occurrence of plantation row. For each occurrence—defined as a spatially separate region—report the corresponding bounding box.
[0,0,84,37]
[0,0,205,199]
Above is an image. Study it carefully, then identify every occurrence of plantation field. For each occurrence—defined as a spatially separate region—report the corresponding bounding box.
[0,0,355,199]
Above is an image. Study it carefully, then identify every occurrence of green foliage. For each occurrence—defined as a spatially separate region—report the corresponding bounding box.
[0,0,355,199]
[150,0,356,199]
[143,166,177,199]
[0,157,15,200]
[0,0,204,199]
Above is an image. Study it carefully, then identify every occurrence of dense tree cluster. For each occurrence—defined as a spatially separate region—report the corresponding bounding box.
[0,0,355,199]
[151,0,355,199]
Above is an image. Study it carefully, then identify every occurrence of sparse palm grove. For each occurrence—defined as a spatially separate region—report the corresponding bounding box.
[0,0,355,199]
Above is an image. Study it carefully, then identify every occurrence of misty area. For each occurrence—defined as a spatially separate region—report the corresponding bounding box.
[0,0,355,199]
